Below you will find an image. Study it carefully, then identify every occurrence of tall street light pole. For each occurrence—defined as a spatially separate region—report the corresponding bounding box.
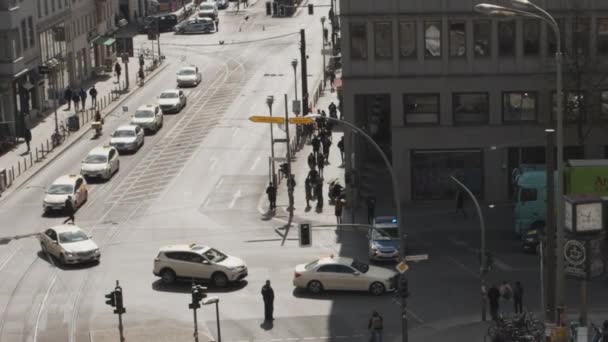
[291,59,298,102]
[475,0,564,323]
[320,16,327,89]
[267,95,277,186]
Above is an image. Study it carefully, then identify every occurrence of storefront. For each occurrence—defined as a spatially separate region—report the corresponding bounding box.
[91,36,116,74]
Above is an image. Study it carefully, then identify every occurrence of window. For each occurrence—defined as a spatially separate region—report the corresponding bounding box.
[399,21,416,58]
[424,21,441,57]
[601,91,608,120]
[374,22,393,60]
[185,253,203,263]
[28,17,34,47]
[523,19,540,56]
[453,93,489,124]
[519,188,537,202]
[598,18,608,55]
[503,92,537,122]
[44,0,48,15]
[317,265,338,273]
[403,94,440,125]
[449,21,466,57]
[498,21,515,56]
[51,0,54,12]
[37,0,41,17]
[552,91,586,122]
[20,19,27,50]
[334,265,355,274]
[548,18,565,54]
[573,17,590,55]
[473,20,491,57]
[350,23,368,60]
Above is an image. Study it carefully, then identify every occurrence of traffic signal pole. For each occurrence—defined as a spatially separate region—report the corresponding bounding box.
[284,94,294,217]
[189,284,207,342]
[105,280,126,342]
[300,29,308,116]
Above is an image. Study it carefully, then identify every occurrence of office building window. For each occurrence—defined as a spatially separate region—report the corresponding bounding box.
[548,18,565,54]
[28,17,34,47]
[51,0,54,12]
[573,17,590,55]
[449,21,466,57]
[453,93,489,124]
[498,21,515,56]
[552,91,586,122]
[350,23,368,60]
[399,21,416,58]
[20,19,27,50]
[58,0,61,9]
[523,19,540,56]
[374,22,393,60]
[601,91,608,119]
[503,92,537,122]
[44,0,48,15]
[37,0,41,17]
[598,18,608,55]
[424,21,441,58]
[474,20,491,57]
[403,94,440,125]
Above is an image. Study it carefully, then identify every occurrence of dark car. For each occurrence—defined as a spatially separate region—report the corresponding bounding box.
[138,13,179,33]
[521,226,543,253]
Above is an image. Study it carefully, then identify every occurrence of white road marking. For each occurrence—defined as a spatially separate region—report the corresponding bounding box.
[203,198,211,208]
[229,189,241,209]
[250,156,261,170]
[0,246,20,272]
[232,127,240,137]
[33,274,57,342]
[209,157,217,170]
[215,177,224,189]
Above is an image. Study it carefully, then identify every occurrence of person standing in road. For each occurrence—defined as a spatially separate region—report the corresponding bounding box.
[24,127,32,153]
[304,177,313,210]
[215,17,219,32]
[311,135,321,160]
[315,181,323,212]
[513,281,524,314]
[329,70,336,90]
[114,62,122,84]
[63,196,75,224]
[64,87,72,110]
[266,183,276,211]
[316,151,325,179]
[89,86,98,108]
[367,196,376,224]
[72,92,80,112]
[487,284,501,321]
[261,280,274,322]
[322,135,331,164]
[368,310,383,342]
[79,88,87,111]
[335,198,343,224]
[337,136,345,165]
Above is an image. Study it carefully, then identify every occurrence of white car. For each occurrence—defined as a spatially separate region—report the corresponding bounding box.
[176,66,202,87]
[158,89,187,113]
[198,2,218,19]
[130,104,163,133]
[109,125,145,153]
[80,145,120,180]
[293,256,398,296]
[39,224,100,265]
[153,243,248,287]
[43,174,88,214]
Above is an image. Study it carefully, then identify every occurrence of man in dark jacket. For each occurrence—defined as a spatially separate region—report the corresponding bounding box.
[488,284,501,321]
[316,151,325,178]
[311,135,321,160]
[261,280,274,321]
[89,86,98,107]
[266,183,276,211]
[367,196,376,224]
[315,181,323,211]
[64,87,72,110]
[322,135,332,164]
[79,88,87,110]
[24,128,32,153]
[304,177,313,209]
[307,152,316,170]
[337,136,345,165]
[513,281,524,314]
[368,310,383,342]
[72,92,80,112]
[63,196,75,224]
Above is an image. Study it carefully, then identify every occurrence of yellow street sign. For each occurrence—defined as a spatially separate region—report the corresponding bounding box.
[248,116,285,124]
[395,262,409,274]
[288,117,314,125]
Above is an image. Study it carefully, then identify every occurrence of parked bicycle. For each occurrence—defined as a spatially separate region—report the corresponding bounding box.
[487,312,544,342]
[51,123,68,147]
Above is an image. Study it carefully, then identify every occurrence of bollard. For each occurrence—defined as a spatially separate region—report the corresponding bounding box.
[18,160,21,176]
[11,166,14,181]
[35,147,39,162]
[40,143,44,158]
[30,152,33,167]
[46,139,49,152]
[23,157,27,171]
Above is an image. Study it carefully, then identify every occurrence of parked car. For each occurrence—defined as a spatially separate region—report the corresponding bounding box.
[158,89,187,113]
[368,216,400,262]
[175,18,215,34]
[176,66,202,87]
[43,174,88,214]
[80,145,120,181]
[215,0,229,9]
[109,125,145,153]
[198,2,218,19]
[39,224,100,265]
[139,13,179,33]
[130,104,163,133]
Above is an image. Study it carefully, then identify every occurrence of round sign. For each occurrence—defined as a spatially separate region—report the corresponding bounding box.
[564,240,586,266]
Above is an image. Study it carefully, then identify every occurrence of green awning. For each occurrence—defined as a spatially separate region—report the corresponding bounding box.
[93,37,116,46]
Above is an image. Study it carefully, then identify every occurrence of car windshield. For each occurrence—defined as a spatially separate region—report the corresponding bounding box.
[372,227,399,240]
[134,110,154,118]
[203,248,227,263]
[47,184,73,195]
[160,92,178,99]
[350,260,370,273]
[305,260,319,270]
[84,154,107,163]
[200,4,214,10]
[177,69,195,76]
[113,130,135,137]
[59,230,89,244]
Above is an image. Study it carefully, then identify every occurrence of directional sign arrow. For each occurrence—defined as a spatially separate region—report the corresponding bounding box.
[249,116,285,124]
[288,117,314,125]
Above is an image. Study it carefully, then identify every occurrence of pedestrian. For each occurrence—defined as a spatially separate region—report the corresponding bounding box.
[315,181,323,211]
[328,8,334,23]
[368,310,383,342]
[602,320,608,342]
[328,102,337,119]
[64,87,72,110]
[487,284,500,321]
[311,135,321,159]
[455,190,467,218]
[308,169,319,197]
[261,280,274,322]
[266,182,277,211]
[79,88,87,110]
[317,151,325,178]
[335,198,343,224]
[215,18,219,32]
[337,136,345,165]
[513,281,524,314]
[322,135,332,164]
[499,280,513,312]
[367,196,376,224]
[329,71,336,89]
[114,62,122,84]
[89,86,98,108]
[63,196,75,224]
[323,27,329,45]
[304,177,313,209]
[308,152,316,170]
[24,127,31,153]
[138,69,145,86]
[72,92,80,112]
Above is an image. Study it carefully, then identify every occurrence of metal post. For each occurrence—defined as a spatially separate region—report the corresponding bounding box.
[118,310,125,342]
[157,21,161,63]
[29,152,33,167]
[580,279,588,326]
[545,128,556,323]
[284,94,294,216]
[193,306,199,342]
[321,17,326,90]
[124,58,130,90]
[53,69,59,137]
[300,29,308,116]
[267,96,277,186]
[539,240,546,321]
[555,49,565,318]
[215,302,221,342]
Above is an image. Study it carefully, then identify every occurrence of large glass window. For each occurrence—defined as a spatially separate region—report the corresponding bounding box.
[403,94,440,125]
[523,19,540,56]
[601,91,608,120]
[350,23,368,60]
[449,21,466,57]
[20,19,27,50]
[503,92,537,122]
[37,0,41,17]
[424,21,441,58]
[44,0,48,15]
[573,17,590,55]
[453,93,489,124]
[374,22,393,60]
[548,18,565,54]
[498,21,515,56]
[552,91,586,122]
[473,20,491,57]
[598,18,608,55]
[399,21,416,58]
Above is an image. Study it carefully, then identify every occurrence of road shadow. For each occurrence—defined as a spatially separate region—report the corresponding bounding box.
[151,279,248,293]
[259,320,274,330]
[36,250,100,270]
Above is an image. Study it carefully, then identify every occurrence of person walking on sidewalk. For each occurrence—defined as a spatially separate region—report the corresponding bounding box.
[315,181,324,212]
[64,87,72,110]
[367,196,376,224]
[335,198,343,224]
[368,310,384,342]
[455,190,467,218]
[266,182,277,211]
[79,88,87,111]
[329,70,336,90]
[89,86,98,108]
[311,135,321,160]
[63,196,75,224]
[307,152,316,170]
[329,102,337,119]
[488,284,501,321]
[337,136,345,165]
[72,92,80,112]
[513,281,524,314]
[322,135,332,164]
[261,280,274,322]
[304,177,313,209]
[317,151,325,179]
[114,62,122,85]
[24,127,32,153]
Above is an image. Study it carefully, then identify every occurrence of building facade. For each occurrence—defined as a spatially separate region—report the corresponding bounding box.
[340,0,608,204]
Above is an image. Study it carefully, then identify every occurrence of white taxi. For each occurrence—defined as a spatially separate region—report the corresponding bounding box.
[158,89,187,114]
[39,224,100,265]
[130,104,163,133]
[153,243,248,287]
[42,174,88,214]
[293,256,398,296]
[80,145,120,180]
[109,125,145,153]
[176,66,202,87]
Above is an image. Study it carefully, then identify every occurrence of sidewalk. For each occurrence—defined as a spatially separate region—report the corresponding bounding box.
[0,57,168,197]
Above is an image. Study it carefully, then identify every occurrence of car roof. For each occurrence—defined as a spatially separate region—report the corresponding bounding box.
[52,174,81,185]
[136,104,158,111]
[87,145,114,156]
[159,243,210,253]
[115,125,138,131]
[317,255,353,266]
[161,89,180,94]
[179,66,197,70]
[50,224,83,234]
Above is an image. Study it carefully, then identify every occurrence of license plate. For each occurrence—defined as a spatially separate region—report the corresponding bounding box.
[52,206,62,210]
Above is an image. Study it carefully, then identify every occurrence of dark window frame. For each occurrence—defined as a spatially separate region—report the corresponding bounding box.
[398,21,416,59]
[448,20,466,58]
[424,20,442,58]
[551,90,587,123]
[403,93,440,125]
[350,22,368,61]
[374,21,393,60]
[498,20,516,57]
[502,91,538,123]
[597,18,608,55]
[452,92,490,125]
[523,19,540,56]
[473,19,491,58]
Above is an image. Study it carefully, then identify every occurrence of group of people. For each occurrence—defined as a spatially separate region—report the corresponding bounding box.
[63,86,98,112]
[487,280,525,320]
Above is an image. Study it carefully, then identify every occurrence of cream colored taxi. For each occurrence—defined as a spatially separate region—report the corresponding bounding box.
[42,174,88,214]
[293,255,398,296]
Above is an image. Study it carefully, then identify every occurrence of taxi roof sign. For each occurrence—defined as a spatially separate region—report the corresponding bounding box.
[288,117,314,125]
[395,261,409,274]
[249,116,285,124]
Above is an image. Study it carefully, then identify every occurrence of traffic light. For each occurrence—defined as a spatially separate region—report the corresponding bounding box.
[189,285,207,310]
[308,4,313,15]
[398,274,410,298]
[105,291,116,307]
[114,288,126,314]
[299,223,311,247]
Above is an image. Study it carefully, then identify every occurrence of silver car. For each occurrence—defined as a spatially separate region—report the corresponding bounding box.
[175,18,215,34]
[176,66,202,87]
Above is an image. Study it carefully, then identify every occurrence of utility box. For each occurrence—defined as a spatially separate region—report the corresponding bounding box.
[68,114,80,131]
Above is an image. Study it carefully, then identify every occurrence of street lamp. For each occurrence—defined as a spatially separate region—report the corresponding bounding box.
[320,16,327,88]
[202,297,221,342]
[291,59,298,102]
[475,1,564,323]
[267,95,277,186]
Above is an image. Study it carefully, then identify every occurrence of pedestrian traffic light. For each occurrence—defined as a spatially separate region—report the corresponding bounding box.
[105,291,116,307]
[299,223,311,247]
[113,288,126,314]
[308,4,313,15]
[398,274,410,298]
[189,285,207,310]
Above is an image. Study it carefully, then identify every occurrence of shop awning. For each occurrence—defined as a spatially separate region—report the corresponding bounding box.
[93,37,116,46]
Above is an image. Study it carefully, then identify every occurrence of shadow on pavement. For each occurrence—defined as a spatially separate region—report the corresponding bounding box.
[151,279,248,293]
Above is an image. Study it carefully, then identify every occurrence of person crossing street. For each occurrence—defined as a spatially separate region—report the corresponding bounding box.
[63,196,75,224]
[89,86,98,107]
[266,182,277,211]
[368,311,384,342]
[316,151,325,179]
[261,280,274,322]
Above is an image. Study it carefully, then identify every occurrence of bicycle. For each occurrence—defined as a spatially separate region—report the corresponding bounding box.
[51,122,68,147]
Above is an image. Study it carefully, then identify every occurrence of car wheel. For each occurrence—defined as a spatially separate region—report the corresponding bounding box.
[160,269,177,284]
[307,280,323,294]
[116,160,120,173]
[212,272,229,288]
[369,282,385,296]
[59,254,67,265]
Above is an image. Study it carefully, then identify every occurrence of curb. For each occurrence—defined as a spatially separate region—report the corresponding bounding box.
[0,62,170,201]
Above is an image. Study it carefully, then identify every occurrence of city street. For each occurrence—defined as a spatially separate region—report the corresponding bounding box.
[0,1,608,342]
